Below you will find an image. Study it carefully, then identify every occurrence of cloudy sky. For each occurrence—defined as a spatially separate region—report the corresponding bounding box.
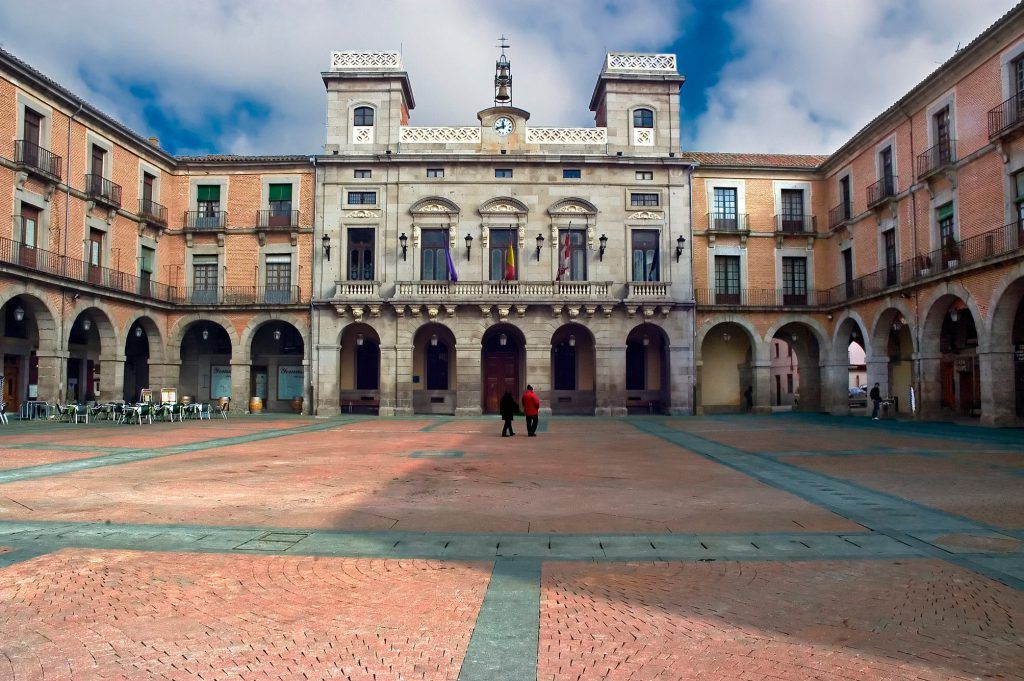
[0,0,1016,156]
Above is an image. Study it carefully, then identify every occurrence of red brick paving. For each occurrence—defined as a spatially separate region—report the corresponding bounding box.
[0,549,490,680]
[539,560,1024,681]
[676,421,967,453]
[0,419,858,534]
[780,452,1024,528]
[0,449,108,471]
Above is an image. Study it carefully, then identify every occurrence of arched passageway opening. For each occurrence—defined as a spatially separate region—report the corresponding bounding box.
[481,324,525,414]
[339,323,380,414]
[698,322,754,413]
[250,322,305,413]
[550,323,596,415]
[625,323,669,414]
[178,321,232,402]
[771,322,821,411]
[412,323,456,415]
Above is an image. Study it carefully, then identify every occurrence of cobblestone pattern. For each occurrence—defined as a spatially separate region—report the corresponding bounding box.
[0,549,490,680]
[539,560,1024,681]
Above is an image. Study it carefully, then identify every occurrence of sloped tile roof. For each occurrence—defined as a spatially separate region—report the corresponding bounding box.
[681,151,829,169]
[175,154,311,164]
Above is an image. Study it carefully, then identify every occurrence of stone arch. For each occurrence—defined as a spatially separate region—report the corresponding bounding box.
[123,315,164,403]
[0,289,59,350]
[549,322,596,415]
[920,287,983,418]
[339,322,381,413]
[411,322,458,414]
[870,303,917,356]
[763,314,829,362]
[984,262,1024,351]
[697,319,757,414]
[766,318,825,412]
[68,305,117,359]
[831,310,870,360]
[480,322,527,414]
[624,322,671,413]
[124,315,166,364]
[695,314,761,363]
[920,284,985,358]
[239,313,309,359]
[168,313,239,359]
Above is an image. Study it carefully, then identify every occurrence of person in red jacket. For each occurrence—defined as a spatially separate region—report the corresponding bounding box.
[521,384,541,436]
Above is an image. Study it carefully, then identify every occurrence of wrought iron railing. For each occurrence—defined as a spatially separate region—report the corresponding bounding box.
[84,174,122,207]
[988,92,1024,139]
[867,176,898,208]
[139,198,167,225]
[775,214,816,233]
[694,288,830,307]
[173,286,302,305]
[14,140,62,180]
[828,203,852,230]
[257,209,300,229]
[0,231,175,301]
[184,210,227,230]
[705,212,749,232]
[916,140,956,179]
[824,220,1024,304]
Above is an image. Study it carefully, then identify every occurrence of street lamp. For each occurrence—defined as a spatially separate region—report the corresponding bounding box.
[273,329,282,341]
[535,233,544,261]
[675,235,686,262]
[13,306,25,322]
[399,233,408,261]
[598,234,608,261]
[465,233,473,261]
[321,233,332,261]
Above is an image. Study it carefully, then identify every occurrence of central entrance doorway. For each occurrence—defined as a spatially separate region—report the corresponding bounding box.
[481,325,524,414]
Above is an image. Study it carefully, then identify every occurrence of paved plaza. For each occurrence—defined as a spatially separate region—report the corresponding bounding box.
[0,414,1021,680]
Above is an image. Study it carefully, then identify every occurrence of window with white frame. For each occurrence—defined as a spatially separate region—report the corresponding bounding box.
[353,106,374,144]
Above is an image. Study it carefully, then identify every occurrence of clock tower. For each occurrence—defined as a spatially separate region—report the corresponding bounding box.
[478,36,530,152]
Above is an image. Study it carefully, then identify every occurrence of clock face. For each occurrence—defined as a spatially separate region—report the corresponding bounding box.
[494,117,514,136]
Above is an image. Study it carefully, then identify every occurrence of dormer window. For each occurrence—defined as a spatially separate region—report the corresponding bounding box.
[632,108,654,146]
[353,106,375,144]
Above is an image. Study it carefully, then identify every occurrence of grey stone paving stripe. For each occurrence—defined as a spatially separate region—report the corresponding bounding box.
[0,418,360,484]
[459,558,540,681]
[0,519,946,563]
[631,420,1024,589]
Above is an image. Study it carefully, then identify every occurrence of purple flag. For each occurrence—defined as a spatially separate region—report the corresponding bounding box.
[445,248,458,282]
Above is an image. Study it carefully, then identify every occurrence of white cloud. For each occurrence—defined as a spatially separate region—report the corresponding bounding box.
[0,0,686,155]
[685,0,1019,154]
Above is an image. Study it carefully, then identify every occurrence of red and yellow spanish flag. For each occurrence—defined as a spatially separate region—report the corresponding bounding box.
[505,244,516,280]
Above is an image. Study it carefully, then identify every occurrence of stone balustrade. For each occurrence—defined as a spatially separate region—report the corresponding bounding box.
[394,280,613,300]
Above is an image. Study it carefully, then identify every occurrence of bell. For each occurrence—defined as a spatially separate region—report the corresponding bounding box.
[495,83,511,102]
[497,63,510,80]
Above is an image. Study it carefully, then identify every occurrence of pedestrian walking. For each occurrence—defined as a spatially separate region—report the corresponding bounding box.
[522,384,540,436]
[499,391,517,437]
[869,382,882,420]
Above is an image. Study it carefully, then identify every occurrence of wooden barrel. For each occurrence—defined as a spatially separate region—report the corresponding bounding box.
[249,396,263,414]
[291,397,303,414]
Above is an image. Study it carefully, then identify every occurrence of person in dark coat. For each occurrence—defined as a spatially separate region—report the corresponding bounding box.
[743,385,753,412]
[869,382,882,420]
[499,391,517,436]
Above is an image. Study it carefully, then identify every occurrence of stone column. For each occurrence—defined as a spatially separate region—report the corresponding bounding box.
[99,355,125,404]
[865,356,890,393]
[230,361,251,413]
[820,359,849,415]
[148,360,182,396]
[916,353,942,419]
[979,348,1017,426]
[301,359,312,415]
[596,344,627,416]
[390,344,412,416]
[752,361,772,414]
[314,344,340,415]
[667,345,693,415]
[455,343,482,416]
[34,350,66,403]
[378,345,398,416]
[525,344,551,416]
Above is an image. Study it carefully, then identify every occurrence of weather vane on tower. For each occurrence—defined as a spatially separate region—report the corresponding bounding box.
[494,35,512,106]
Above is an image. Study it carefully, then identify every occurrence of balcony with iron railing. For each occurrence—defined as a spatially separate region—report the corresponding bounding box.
[774,214,816,234]
[257,209,300,229]
[867,175,898,209]
[695,288,830,308]
[705,212,749,233]
[393,280,614,301]
[988,92,1024,140]
[828,203,853,230]
[13,140,62,181]
[84,174,122,208]
[184,210,228,230]
[916,140,956,180]
[173,285,302,306]
[138,198,167,226]
[824,220,1024,305]
[0,228,175,302]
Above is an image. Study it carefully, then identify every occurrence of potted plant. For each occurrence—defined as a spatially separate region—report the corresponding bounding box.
[916,253,932,276]
[943,236,960,268]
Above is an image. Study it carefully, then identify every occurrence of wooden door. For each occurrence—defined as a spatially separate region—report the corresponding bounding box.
[3,357,19,413]
[88,229,102,284]
[940,361,955,408]
[483,351,518,413]
[19,204,39,268]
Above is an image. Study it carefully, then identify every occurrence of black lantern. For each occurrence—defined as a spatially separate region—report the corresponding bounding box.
[598,234,608,261]
[675,235,686,262]
[321,233,331,261]
[399,232,408,261]
[535,233,544,261]
[465,233,473,260]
